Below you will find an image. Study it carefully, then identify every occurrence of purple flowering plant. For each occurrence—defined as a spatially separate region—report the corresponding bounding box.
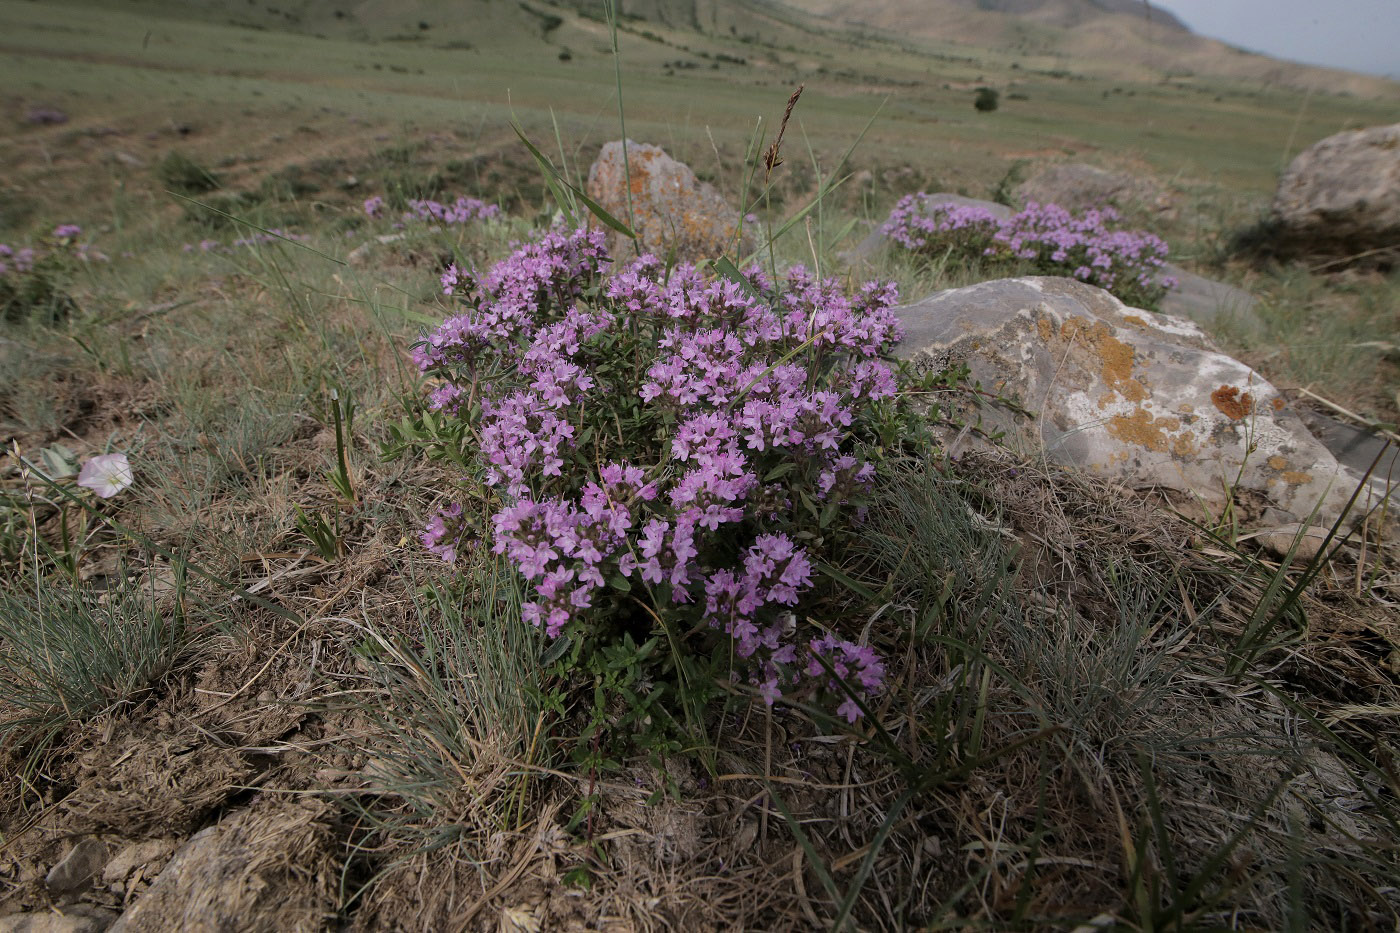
[1,225,100,325]
[392,225,924,747]
[363,193,500,227]
[882,194,1176,310]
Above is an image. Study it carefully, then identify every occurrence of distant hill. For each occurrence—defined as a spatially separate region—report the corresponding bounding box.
[960,0,1188,32]
[775,0,1397,96]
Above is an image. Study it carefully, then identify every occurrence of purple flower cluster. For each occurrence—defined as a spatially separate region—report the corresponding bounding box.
[882,194,1174,306]
[414,228,901,716]
[406,196,500,225]
[1,226,106,280]
[362,194,500,226]
[0,243,36,279]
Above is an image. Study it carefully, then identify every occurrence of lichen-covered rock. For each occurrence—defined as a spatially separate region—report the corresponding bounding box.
[895,276,1383,525]
[1272,123,1400,264]
[585,140,749,264]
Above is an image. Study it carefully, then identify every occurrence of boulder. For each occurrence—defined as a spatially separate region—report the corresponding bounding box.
[585,141,749,264]
[1272,123,1400,265]
[894,276,1385,526]
[1155,263,1261,332]
[1014,163,1172,214]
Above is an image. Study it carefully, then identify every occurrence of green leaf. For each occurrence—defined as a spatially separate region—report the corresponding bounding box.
[763,461,796,483]
[816,561,876,601]
[609,573,632,593]
[512,123,638,239]
[511,123,578,228]
[562,866,593,890]
[710,256,761,299]
[574,186,638,239]
[540,633,573,666]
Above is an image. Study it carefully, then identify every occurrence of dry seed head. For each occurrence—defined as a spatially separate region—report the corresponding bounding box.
[763,85,805,175]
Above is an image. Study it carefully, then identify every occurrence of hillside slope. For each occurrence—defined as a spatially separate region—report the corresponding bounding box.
[777,0,1396,95]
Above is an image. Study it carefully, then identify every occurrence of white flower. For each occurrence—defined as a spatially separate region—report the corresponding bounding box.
[77,453,133,498]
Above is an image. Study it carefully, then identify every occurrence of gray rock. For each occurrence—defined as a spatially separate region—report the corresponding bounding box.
[1155,263,1261,331]
[45,839,107,894]
[1272,123,1400,264]
[846,193,1011,264]
[1014,163,1171,213]
[585,141,750,264]
[1295,408,1400,485]
[0,905,116,933]
[894,276,1385,526]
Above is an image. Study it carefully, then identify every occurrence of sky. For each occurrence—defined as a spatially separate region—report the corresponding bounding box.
[1152,0,1399,78]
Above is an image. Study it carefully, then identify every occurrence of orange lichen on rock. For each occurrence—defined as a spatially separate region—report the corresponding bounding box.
[1107,408,1189,454]
[587,140,748,264]
[1210,385,1255,420]
[1267,455,1290,471]
[1055,316,1148,403]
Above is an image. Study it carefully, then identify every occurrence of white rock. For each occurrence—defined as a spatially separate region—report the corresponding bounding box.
[895,276,1385,526]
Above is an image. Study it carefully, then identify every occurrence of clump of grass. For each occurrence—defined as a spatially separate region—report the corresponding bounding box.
[157,151,222,195]
[339,551,547,927]
[0,573,190,775]
[813,451,1400,929]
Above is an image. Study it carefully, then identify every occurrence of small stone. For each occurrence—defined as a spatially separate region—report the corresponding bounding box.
[102,840,176,886]
[1154,264,1261,332]
[1259,524,1331,562]
[45,838,107,894]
